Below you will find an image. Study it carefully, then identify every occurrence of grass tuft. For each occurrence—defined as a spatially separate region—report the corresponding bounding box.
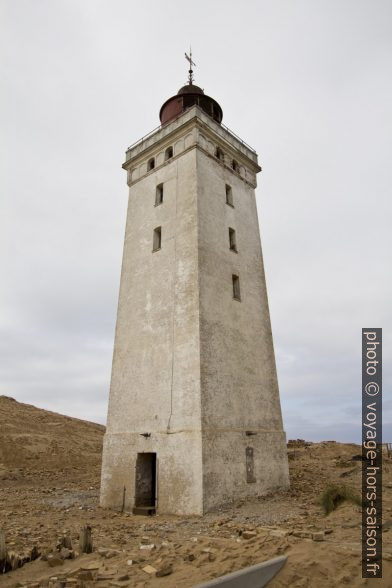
[319,484,361,515]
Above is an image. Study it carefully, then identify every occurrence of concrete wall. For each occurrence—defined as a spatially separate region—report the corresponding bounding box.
[100,431,203,514]
[196,149,289,511]
[101,148,204,515]
[101,107,289,515]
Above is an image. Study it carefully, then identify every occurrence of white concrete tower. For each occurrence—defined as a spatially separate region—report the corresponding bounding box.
[100,74,289,515]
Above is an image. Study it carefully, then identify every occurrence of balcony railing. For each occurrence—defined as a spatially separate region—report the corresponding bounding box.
[126,107,257,157]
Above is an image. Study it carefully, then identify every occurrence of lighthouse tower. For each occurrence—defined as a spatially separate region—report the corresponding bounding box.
[100,62,289,516]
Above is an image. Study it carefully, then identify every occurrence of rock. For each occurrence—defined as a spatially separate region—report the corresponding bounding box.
[117,574,130,581]
[81,561,101,571]
[98,547,121,558]
[79,524,93,554]
[96,571,117,580]
[242,530,257,540]
[47,554,64,567]
[126,559,133,565]
[77,570,95,581]
[270,529,291,538]
[293,531,312,539]
[312,532,325,542]
[325,529,333,535]
[30,545,40,561]
[185,553,195,561]
[156,563,173,577]
[57,534,73,550]
[140,536,150,544]
[208,553,216,562]
[142,564,157,574]
[59,547,74,559]
[140,543,155,550]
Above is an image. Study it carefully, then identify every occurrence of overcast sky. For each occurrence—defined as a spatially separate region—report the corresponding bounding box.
[1,0,391,442]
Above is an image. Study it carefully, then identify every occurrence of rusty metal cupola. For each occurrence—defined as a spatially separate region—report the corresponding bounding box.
[159,49,223,125]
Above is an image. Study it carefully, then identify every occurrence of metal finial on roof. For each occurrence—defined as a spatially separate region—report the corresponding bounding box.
[185,47,196,84]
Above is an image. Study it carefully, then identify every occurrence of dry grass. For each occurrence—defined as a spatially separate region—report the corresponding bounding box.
[319,484,361,515]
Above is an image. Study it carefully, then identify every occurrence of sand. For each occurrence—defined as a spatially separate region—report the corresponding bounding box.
[0,395,391,587]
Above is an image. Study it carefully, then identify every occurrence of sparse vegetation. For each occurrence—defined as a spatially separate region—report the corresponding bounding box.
[319,484,361,515]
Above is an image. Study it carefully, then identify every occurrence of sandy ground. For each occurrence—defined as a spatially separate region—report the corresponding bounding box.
[0,395,391,587]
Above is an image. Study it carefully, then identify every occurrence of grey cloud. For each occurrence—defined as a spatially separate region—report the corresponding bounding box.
[1,0,391,442]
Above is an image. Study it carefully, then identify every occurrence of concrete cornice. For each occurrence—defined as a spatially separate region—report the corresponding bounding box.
[123,106,261,173]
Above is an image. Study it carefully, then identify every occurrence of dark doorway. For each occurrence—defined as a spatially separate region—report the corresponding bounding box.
[133,453,156,515]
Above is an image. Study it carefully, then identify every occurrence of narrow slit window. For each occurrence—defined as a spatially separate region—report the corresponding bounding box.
[226,184,233,207]
[246,447,256,483]
[232,274,241,301]
[229,228,237,252]
[215,147,224,161]
[155,183,163,206]
[232,159,239,172]
[165,146,173,160]
[153,226,162,251]
[147,157,155,171]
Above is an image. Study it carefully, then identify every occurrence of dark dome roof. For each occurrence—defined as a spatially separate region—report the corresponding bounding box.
[177,84,204,95]
[160,83,223,125]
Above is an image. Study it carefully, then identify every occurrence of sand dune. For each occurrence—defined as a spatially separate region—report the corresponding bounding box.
[0,396,391,587]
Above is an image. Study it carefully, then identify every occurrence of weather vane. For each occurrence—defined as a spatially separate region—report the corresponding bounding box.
[185,47,196,85]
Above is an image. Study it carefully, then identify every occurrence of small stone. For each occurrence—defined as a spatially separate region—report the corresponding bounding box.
[47,554,64,567]
[156,563,173,577]
[105,550,120,558]
[81,561,101,570]
[126,559,133,565]
[140,543,155,550]
[270,529,291,538]
[59,547,74,559]
[242,530,257,540]
[293,531,312,539]
[140,536,150,544]
[78,570,95,581]
[312,531,325,542]
[208,553,216,562]
[98,547,121,558]
[96,572,116,580]
[142,564,157,574]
